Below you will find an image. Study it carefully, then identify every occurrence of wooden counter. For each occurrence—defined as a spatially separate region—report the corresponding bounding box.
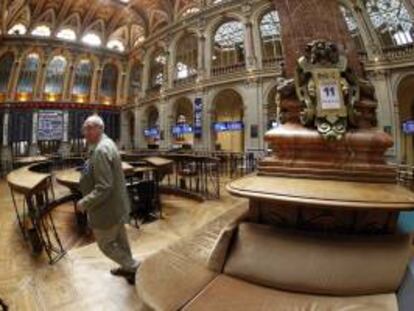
[55,162,134,190]
[144,157,173,167]
[7,164,51,195]
[13,156,49,166]
[227,175,414,211]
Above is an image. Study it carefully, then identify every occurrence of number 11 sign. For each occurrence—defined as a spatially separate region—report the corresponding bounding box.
[319,82,341,110]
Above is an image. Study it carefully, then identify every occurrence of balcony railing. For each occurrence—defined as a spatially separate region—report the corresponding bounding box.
[173,74,197,87]
[212,63,245,76]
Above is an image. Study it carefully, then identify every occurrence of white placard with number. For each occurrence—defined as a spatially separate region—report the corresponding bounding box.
[319,82,341,110]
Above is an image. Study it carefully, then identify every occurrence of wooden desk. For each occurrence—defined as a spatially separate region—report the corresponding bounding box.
[7,164,51,195]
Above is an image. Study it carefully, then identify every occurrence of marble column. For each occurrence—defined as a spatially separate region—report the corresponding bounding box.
[1,111,12,173]
[29,110,39,156]
[244,22,256,70]
[59,110,71,156]
[197,34,206,80]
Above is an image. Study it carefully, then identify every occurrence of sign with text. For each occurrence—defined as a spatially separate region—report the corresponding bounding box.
[194,97,203,138]
[37,110,64,141]
[319,82,341,110]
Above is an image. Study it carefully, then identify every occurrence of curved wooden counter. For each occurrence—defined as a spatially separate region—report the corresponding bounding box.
[7,164,51,195]
[55,162,134,190]
[227,175,414,211]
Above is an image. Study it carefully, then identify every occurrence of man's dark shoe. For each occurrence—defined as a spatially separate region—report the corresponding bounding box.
[125,272,136,285]
[110,267,132,277]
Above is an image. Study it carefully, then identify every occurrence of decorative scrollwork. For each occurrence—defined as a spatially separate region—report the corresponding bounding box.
[294,40,361,140]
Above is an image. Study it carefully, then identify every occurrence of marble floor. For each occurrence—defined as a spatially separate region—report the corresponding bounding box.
[0,179,247,310]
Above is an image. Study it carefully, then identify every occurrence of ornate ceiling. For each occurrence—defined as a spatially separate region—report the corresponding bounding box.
[0,0,199,49]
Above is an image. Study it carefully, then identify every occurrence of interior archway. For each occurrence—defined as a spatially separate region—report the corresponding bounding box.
[212,89,244,152]
[397,75,414,165]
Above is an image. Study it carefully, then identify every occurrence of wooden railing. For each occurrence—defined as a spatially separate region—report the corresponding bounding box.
[212,63,245,76]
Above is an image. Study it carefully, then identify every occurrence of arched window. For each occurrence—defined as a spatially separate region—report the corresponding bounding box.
[44,55,67,95]
[17,53,39,94]
[364,0,414,47]
[100,64,118,100]
[175,34,198,84]
[150,51,166,90]
[56,28,76,41]
[107,39,125,52]
[182,7,200,17]
[82,33,102,46]
[129,62,142,99]
[31,25,51,37]
[8,23,27,35]
[212,21,245,75]
[0,53,14,94]
[340,5,365,52]
[260,10,282,67]
[73,59,93,99]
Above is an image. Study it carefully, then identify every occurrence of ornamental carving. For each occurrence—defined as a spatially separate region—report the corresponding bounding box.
[295,40,360,140]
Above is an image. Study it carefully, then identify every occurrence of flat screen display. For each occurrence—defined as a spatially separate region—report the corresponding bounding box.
[144,128,159,138]
[213,121,244,133]
[402,120,414,135]
[172,124,193,136]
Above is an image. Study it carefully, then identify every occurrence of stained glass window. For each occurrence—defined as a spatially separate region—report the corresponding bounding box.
[0,53,14,93]
[100,64,118,97]
[150,51,165,89]
[107,39,125,52]
[214,21,244,49]
[260,10,282,66]
[57,28,76,41]
[17,53,39,93]
[8,24,27,35]
[340,5,365,51]
[32,25,51,37]
[73,59,93,96]
[213,21,245,72]
[175,34,198,80]
[364,0,414,46]
[129,62,142,98]
[44,55,67,94]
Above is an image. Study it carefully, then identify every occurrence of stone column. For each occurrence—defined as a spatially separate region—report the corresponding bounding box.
[158,100,171,150]
[63,63,74,100]
[90,67,101,103]
[274,0,361,76]
[197,34,206,80]
[167,46,175,89]
[1,111,12,173]
[29,110,39,155]
[244,22,256,70]
[59,110,71,156]
[35,60,47,100]
[135,107,144,149]
[367,70,397,161]
[8,57,20,101]
[142,54,150,94]
[120,110,132,150]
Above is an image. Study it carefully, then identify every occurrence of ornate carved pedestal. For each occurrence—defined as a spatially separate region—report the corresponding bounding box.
[228,40,414,235]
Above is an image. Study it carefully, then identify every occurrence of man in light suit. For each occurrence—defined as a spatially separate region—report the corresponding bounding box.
[78,115,139,285]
